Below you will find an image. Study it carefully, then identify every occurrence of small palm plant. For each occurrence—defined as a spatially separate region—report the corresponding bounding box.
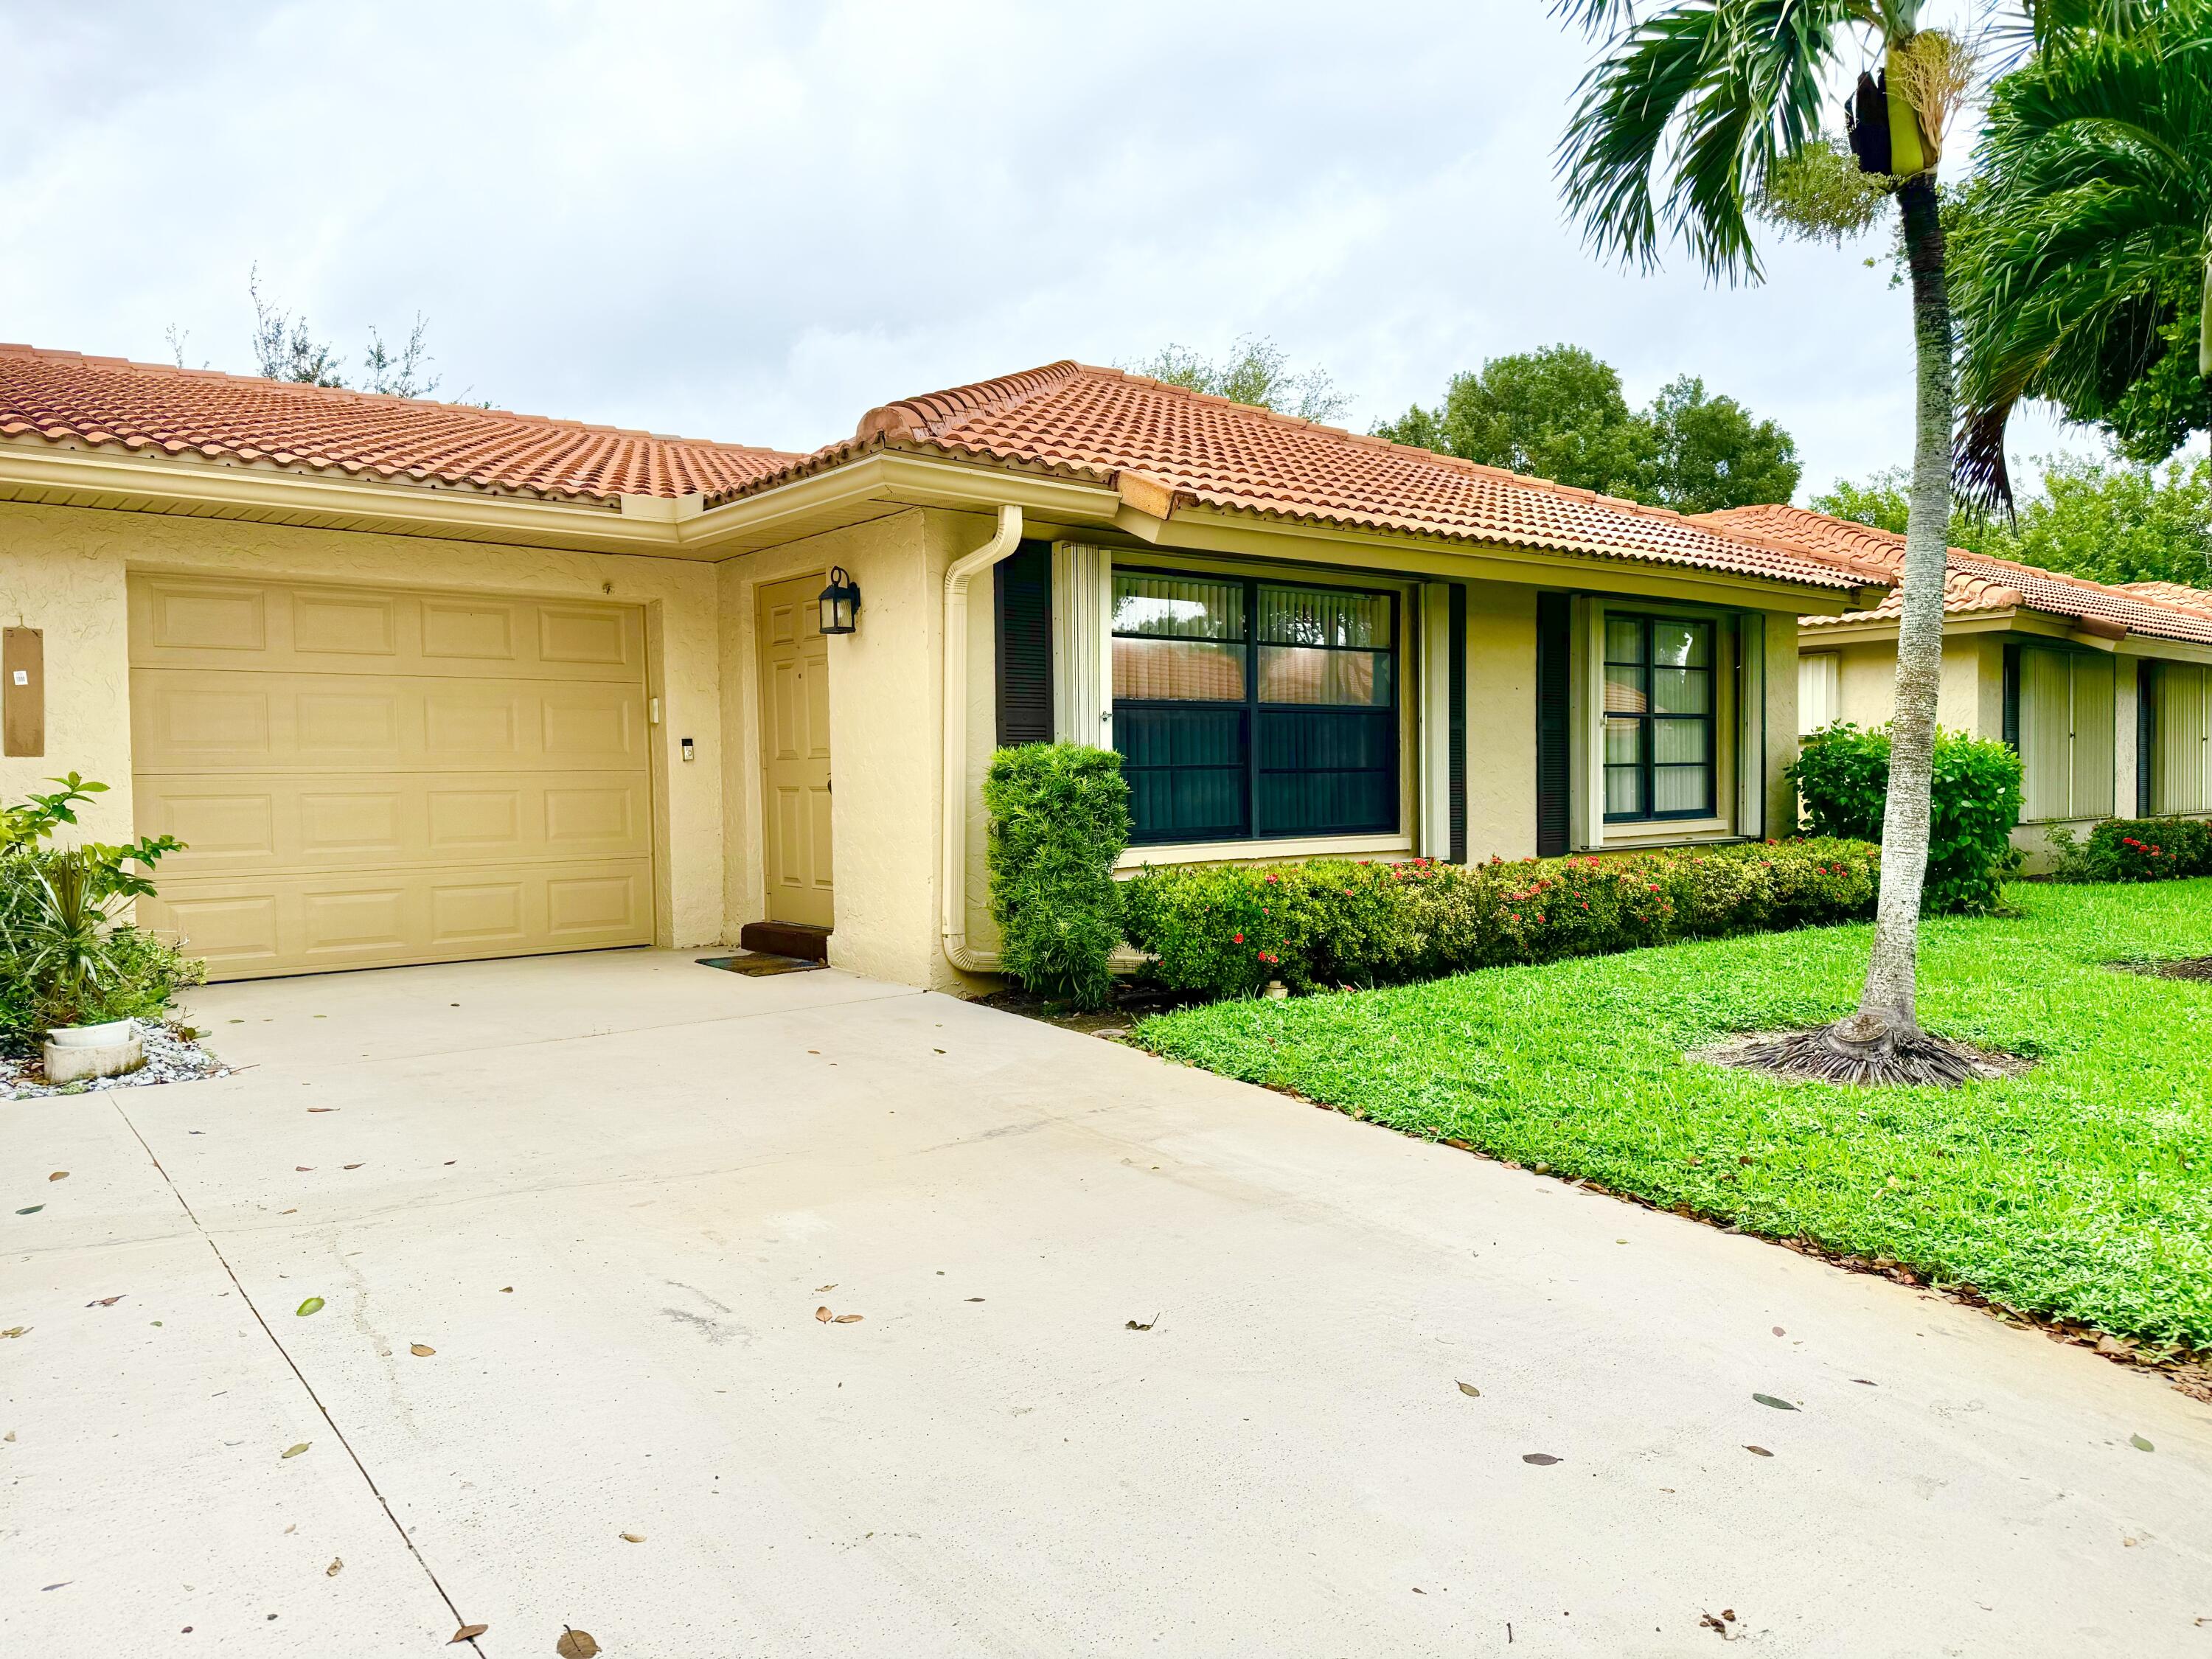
[1552,0,2096,1082]
[0,775,187,1038]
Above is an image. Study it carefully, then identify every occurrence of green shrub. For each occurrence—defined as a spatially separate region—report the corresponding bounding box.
[1120,839,1880,1001]
[982,743,1130,1009]
[2048,817,2212,883]
[1790,723,2023,914]
[1,774,198,1051]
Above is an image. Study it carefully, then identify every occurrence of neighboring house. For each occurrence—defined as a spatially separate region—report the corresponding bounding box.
[1694,505,2212,865]
[1,345,1879,990]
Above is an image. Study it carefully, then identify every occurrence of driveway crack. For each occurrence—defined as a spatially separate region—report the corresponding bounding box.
[109,1093,486,1652]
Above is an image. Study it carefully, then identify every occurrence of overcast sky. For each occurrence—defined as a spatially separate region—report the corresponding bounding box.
[3,1,2086,497]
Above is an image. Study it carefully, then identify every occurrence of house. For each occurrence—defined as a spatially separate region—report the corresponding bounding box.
[1,344,1882,990]
[1694,504,2212,864]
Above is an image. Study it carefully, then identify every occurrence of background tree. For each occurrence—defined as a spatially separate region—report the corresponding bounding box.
[1127,335,1349,424]
[166,265,451,398]
[1820,454,2212,586]
[1951,1,2211,505]
[1374,344,1800,512]
[1555,0,1984,1083]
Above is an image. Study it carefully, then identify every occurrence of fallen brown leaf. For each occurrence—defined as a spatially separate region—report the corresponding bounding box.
[555,1629,601,1658]
[1125,1314,1158,1331]
[815,1284,837,1293]
[86,1295,125,1307]
[342,1163,363,1171]
[295,1166,313,1172]
[326,1557,342,1576]
[1745,1444,1773,1457]
[833,1313,863,1324]
[499,1286,512,1293]
[1521,1453,1562,1466]
[47,1171,67,1181]
[815,1306,832,1323]
[307,1107,336,1113]
[1456,1381,1481,1398]
[619,1531,645,1543]
[1,1327,27,1339]
[281,1442,310,1458]
[410,1343,435,1357]
[448,1624,487,1643]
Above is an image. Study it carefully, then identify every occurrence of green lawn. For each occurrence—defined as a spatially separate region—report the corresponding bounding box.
[1132,880,2212,1352]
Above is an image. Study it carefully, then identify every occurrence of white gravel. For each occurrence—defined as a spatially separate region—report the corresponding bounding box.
[0,1020,232,1100]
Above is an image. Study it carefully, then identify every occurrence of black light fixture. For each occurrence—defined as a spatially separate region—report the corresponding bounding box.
[818,566,861,635]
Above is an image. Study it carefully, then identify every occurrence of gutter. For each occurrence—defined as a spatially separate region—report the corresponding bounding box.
[940,503,1024,973]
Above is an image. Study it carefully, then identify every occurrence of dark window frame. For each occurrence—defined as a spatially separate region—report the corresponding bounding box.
[1602,611,1718,824]
[1111,566,1402,846]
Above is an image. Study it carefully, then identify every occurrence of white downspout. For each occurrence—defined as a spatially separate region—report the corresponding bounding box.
[941,503,1024,972]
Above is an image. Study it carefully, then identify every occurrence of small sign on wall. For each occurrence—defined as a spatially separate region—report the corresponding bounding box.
[3,627,44,757]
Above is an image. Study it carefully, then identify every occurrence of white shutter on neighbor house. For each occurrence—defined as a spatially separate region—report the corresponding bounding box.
[2157,664,2212,813]
[2020,646,2116,821]
[1798,652,1839,736]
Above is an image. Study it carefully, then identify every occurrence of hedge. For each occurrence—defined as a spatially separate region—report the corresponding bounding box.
[982,742,1130,1009]
[2048,818,2212,883]
[1119,838,1882,1001]
[1789,723,2023,914]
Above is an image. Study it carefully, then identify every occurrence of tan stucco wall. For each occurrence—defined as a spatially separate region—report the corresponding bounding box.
[1824,636,1998,739]
[1466,583,1539,860]
[714,507,980,992]
[0,499,726,947]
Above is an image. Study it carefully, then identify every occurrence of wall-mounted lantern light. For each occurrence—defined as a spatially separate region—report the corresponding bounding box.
[818,566,861,635]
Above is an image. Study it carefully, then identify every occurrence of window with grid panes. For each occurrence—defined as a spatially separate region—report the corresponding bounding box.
[1602,613,1716,821]
[1110,571,1398,844]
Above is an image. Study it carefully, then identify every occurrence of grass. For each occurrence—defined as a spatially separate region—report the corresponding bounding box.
[1131,880,2212,1353]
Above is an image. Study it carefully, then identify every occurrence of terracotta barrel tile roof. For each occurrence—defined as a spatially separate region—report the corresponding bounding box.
[724,361,1870,592]
[2114,580,2212,617]
[1695,504,2212,647]
[0,344,799,504]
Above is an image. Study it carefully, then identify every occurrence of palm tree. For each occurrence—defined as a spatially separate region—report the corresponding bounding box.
[1954,0,2212,507]
[1554,0,1986,1082]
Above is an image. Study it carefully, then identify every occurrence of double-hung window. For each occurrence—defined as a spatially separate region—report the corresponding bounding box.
[1603,613,1715,821]
[1112,571,1398,845]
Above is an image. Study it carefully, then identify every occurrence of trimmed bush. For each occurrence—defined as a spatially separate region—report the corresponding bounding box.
[982,743,1130,1009]
[1119,839,1880,1001]
[1790,723,2023,914]
[2048,817,2212,883]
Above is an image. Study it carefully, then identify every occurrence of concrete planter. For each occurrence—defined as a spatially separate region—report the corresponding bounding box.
[42,1020,145,1084]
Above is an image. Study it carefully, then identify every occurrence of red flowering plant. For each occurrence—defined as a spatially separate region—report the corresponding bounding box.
[2049,817,2212,883]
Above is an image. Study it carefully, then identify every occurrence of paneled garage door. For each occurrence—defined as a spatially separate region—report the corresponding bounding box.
[128,574,655,980]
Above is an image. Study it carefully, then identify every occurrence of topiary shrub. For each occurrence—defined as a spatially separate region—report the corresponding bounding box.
[1120,839,1880,1001]
[1790,723,2023,914]
[2048,817,2212,883]
[982,743,1130,1009]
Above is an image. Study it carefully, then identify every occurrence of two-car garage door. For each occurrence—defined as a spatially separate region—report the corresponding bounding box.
[129,574,655,981]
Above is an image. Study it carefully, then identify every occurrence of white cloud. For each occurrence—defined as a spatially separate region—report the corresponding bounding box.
[0,0,2102,494]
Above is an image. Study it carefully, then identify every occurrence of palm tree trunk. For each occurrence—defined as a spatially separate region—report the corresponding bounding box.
[1854,173,1952,1035]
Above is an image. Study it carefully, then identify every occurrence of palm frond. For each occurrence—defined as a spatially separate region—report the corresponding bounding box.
[1557,0,1866,282]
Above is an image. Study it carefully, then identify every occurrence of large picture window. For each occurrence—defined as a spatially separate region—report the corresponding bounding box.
[1112,571,1398,845]
[1603,613,1715,821]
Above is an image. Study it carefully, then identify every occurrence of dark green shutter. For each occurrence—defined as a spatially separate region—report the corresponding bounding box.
[994,541,1053,745]
[1448,583,1467,863]
[1535,594,1572,858]
[2001,644,2021,752]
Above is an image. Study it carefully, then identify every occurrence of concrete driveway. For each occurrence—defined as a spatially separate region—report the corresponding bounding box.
[5,950,2208,1657]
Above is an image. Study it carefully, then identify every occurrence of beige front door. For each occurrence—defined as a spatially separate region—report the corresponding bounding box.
[757,573,834,928]
[128,574,655,980]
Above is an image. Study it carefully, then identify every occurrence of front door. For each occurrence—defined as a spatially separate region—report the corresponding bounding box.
[757,573,834,928]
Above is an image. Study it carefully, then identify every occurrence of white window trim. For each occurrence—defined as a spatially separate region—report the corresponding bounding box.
[1576,599,1739,848]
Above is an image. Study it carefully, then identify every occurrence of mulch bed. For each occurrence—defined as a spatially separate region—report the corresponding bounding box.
[2112,956,2212,983]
